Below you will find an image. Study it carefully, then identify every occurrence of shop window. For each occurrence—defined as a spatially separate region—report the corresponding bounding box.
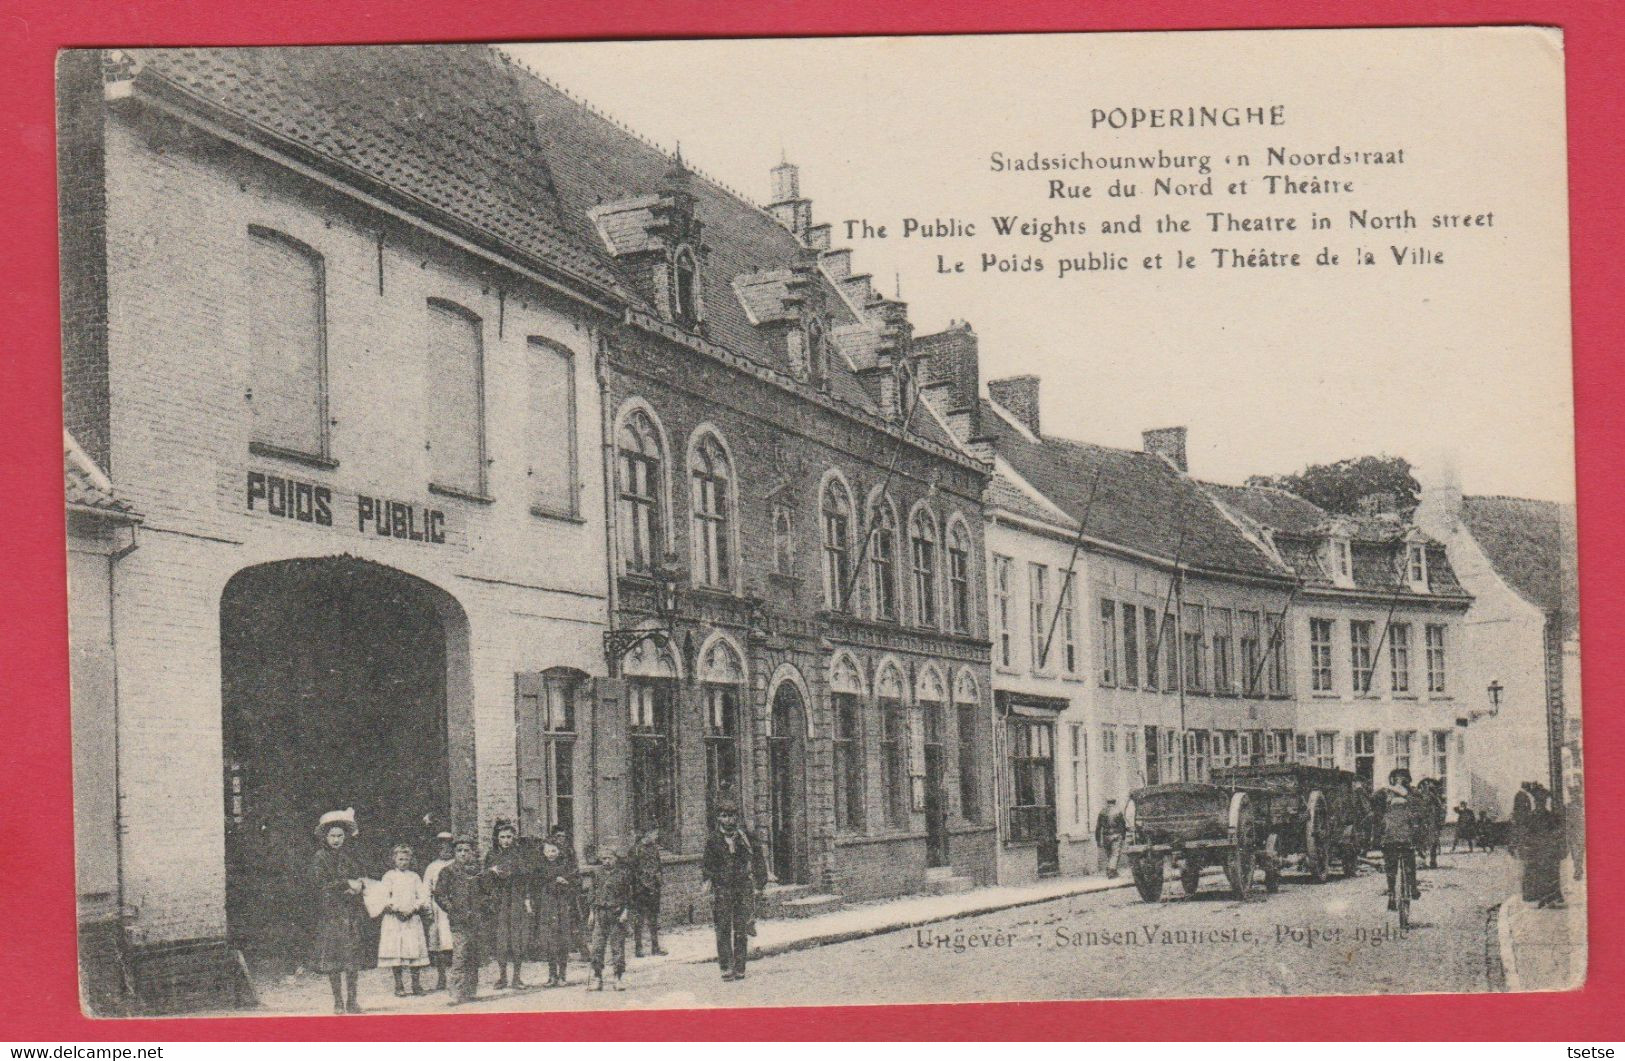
[1008,718,1055,843]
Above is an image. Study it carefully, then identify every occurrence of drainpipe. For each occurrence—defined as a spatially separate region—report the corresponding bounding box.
[594,325,620,855]
[991,692,1005,884]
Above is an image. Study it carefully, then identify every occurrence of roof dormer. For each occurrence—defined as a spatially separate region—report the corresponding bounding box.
[1321,519,1356,588]
[1401,529,1431,593]
[588,148,707,328]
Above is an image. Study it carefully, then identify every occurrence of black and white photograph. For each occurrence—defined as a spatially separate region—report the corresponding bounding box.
[59,28,1582,1018]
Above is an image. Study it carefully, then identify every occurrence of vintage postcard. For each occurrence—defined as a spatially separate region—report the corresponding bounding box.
[59,27,1581,1017]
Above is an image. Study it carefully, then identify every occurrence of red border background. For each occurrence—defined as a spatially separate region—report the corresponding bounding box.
[4,0,1620,1041]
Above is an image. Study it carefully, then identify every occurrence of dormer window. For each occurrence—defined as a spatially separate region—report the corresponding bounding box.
[672,246,700,324]
[1406,543,1429,590]
[807,317,828,386]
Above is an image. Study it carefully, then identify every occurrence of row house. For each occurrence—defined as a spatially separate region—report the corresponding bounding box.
[1208,484,1474,805]
[915,346,1304,881]
[1416,472,1581,815]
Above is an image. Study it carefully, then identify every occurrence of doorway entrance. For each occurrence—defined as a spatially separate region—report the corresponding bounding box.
[767,682,807,884]
[220,557,471,974]
[923,703,950,868]
[1144,725,1161,784]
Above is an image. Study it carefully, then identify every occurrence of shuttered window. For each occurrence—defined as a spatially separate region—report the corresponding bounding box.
[247,227,327,458]
[528,339,577,516]
[515,671,582,838]
[426,300,486,496]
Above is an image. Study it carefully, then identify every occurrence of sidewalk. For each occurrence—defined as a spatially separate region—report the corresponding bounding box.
[1498,858,1587,992]
[244,870,1134,1015]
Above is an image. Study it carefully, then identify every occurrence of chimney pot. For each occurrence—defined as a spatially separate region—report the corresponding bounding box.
[1142,426,1189,473]
[989,375,1041,436]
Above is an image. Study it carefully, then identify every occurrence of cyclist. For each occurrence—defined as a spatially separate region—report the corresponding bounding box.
[1376,767,1422,912]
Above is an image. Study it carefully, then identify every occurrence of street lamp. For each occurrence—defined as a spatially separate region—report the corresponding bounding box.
[1486,680,1503,716]
[603,555,684,671]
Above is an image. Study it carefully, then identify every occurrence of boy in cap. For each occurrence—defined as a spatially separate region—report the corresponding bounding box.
[628,827,666,957]
[702,801,766,981]
[585,841,631,990]
[432,836,488,1005]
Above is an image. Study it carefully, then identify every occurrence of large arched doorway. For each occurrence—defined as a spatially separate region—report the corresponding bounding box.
[767,682,808,884]
[219,557,472,974]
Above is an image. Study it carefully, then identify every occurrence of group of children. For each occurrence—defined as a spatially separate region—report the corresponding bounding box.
[308,808,667,1013]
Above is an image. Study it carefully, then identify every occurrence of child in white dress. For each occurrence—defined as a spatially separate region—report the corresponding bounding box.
[374,843,432,996]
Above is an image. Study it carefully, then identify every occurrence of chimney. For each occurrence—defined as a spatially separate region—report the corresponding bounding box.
[912,322,980,415]
[768,158,813,241]
[989,375,1041,436]
[1415,451,1464,539]
[1142,426,1188,473]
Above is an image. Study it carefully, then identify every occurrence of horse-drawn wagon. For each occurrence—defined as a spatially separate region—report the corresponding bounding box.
[1122,764,1370,902]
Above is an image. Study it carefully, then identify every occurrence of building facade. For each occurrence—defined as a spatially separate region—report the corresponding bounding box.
[61,48,621,995]
[1211,485,1474,805]
[1415,477,1581,815]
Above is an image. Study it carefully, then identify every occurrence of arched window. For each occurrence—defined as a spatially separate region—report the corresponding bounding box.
[821,476,854,611]
[673,246,700,324]
[869,499,899,621]
[247,226,327,460]
[690,431,733,588]
[426,299,487,497]
[830,652,866,832]
[947,519,972,634]
[911,508,939,627]
[618,409,665,573]
[699,635,746,820]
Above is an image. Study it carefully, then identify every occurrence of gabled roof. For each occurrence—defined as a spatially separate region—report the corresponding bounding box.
[65,432,137,521]
[132,45,963,455]
[981,400,1288,580]
[1462,495,1580,637]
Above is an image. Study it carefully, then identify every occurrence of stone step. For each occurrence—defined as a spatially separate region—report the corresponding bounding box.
[923,865,957,881]
[920,874,976,896]
[771,892,845,919]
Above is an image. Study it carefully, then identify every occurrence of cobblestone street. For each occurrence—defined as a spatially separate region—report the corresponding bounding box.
[234,849,1519,1017]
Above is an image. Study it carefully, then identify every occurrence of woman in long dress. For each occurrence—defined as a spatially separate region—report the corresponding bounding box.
[373,843,432,996]
[531,838,579,986]
[309,809,367,1015]
[485,819,532,989]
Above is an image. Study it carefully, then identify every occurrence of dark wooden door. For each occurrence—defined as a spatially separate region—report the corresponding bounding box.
[924,704,949,868]
[768,685,806,883]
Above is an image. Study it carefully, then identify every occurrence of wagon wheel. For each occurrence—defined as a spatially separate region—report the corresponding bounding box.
[1180,857,1203,896]
[1263,833,1282,893]
[1305,790,1332,883]
[1224,792,1254,901]
[1131,854,1164,903]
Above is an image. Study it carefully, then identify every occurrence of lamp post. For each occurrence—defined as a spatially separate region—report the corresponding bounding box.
[603,556,684,675]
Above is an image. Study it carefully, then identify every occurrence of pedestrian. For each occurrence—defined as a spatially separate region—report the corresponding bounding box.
[421,832,457,991]
[702,801,766,982]
[432,836,488,1006]
[627,827,666,957]
[309,808,368,1015]
[485,819,531,989]
[373,843,432,997]
[1095,799,1125,878]
[1524,785,1566,908]
[548,824,588,958]
[1511,780,1535,859]
[531,837,578,987]
[1375,769,1421,912]
[585,842,631,991]
[1451,802,1477,853]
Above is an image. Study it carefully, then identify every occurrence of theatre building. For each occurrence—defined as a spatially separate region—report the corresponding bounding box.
[509,65,998,913]
[60,48,619,1004]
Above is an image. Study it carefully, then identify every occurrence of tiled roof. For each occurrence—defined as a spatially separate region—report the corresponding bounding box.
[134,45,963,454]
[1462,495,1580,637]
[137,46,628,301]
[981,401,1288,580]
[1203,482,1328,535]
[65,433,137,520]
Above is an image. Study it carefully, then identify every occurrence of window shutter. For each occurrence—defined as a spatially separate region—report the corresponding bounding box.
[248,229,325,455]
[591,677,629,847]
[515,673,546,837]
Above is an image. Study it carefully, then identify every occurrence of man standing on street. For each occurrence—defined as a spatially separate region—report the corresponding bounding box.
[1095,799,1125,878]
[702,802,766,982]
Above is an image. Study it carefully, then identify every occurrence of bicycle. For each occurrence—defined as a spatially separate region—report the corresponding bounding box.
[1388,844,1419,930]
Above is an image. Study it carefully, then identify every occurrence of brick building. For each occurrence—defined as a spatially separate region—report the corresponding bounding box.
[60,47,621,1002]
[60,43,994,1008]
[499,69,998,913]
